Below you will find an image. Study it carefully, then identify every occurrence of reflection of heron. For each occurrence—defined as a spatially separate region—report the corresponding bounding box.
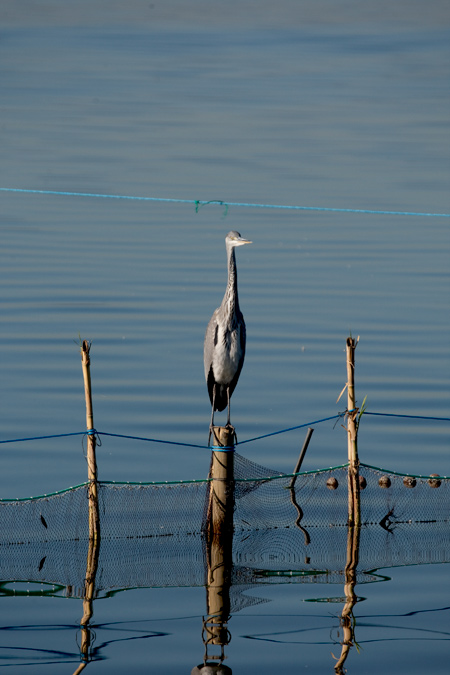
[204,231,252,431]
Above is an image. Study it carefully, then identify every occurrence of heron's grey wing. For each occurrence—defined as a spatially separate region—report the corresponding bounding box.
[204,309,220,405]
[227,318,246,399]
[204,309,220,378]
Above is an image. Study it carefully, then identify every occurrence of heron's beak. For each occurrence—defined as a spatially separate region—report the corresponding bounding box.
[236,237,252,246]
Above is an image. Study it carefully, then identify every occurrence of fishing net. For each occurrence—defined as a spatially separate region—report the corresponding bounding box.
[1,454,449,597]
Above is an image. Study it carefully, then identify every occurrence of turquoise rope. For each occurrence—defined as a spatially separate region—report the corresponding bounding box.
[1,187,449,218]
[2,462,449,502]
[209,446,235,452]
[360,462,450,481]
[0,482,89,502]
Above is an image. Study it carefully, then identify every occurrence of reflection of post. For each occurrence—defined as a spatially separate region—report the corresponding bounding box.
[194,426,234,674]
[346,336,360,528]
[333,522,360,674]
[73,534,101,674]
[81,340,100,540]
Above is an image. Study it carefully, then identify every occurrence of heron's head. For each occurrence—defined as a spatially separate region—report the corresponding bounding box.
[226,231,252,248]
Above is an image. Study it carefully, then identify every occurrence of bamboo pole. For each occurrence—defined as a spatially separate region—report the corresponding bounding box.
[345,336,360,528]
[346,336,358,467]
[80,340,100,539]
[331,336,362,671]
[72,340,102,674]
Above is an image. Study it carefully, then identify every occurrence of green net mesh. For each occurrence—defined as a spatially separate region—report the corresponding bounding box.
[1,454,449,597]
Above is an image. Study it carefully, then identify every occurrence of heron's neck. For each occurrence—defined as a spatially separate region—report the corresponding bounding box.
[222,247,240,321]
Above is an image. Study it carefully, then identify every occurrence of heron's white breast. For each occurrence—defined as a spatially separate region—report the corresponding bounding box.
[212,325,242,384]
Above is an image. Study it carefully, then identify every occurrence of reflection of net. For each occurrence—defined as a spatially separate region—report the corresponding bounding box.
[1,455,449,596]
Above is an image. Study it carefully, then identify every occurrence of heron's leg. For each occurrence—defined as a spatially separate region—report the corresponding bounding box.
[208,407,214,445]
[225,388,237,444]
[226,387,231,426]
[208,386,216,444]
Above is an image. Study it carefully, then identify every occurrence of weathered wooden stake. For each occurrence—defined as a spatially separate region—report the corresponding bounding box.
[207,426,235,536]
[289,427,314,489]
[81,340,100,540]
[346,336,358,466]
[203,426,235,660]
[331,336,362,670]
[287,427,314,546]
[73,340,101,674]
[346,336,360,529]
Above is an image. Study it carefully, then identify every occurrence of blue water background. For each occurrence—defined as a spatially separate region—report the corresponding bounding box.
[1,1,449,672]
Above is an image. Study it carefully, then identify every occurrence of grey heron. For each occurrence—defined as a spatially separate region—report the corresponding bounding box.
[204,231,252,433]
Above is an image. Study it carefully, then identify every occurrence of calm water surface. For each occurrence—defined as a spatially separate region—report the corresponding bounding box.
[1,1,449,673]
[1,565,449,673]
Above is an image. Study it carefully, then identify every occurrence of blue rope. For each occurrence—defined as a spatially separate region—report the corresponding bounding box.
[1,411,448,447]
[0,416,338,449]
[238,415,341,445]
[1,187,449,218]
[97,431,208,449]
[0,431,87,444]
[103,415,341,447]
[364,411,450,422]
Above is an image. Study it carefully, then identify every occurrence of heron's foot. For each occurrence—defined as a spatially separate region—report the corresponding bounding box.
[208,424,236,447]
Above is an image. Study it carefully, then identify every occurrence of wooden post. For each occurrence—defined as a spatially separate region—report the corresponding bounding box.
[331,336,362,671]
[346,336,360,529]
[80,340,100,540]
[288,427,314,546]
[203,426,235,663]
[208,426,235,534]
[289,427,314,489]
[346,337,358,467]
